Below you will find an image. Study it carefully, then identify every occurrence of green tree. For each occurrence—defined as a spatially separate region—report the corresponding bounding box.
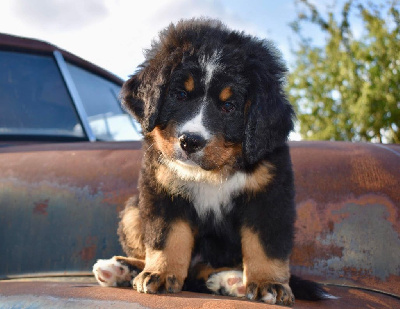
[288,0,400,143]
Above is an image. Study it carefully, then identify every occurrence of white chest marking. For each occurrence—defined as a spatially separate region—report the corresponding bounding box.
[187,172,247,219]
[164,159,247,220]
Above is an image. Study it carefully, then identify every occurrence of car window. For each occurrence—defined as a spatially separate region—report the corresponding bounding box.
[0,51,84,138]
[66,63,142,141]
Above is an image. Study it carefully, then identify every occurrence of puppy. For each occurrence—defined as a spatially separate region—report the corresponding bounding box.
[93,18,332,306]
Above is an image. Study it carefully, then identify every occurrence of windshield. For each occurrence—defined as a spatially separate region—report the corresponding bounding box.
[66,63,141,141]
[0,51,84,139]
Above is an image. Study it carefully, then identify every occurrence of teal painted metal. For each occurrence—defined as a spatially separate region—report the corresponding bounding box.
[0,141,142,278]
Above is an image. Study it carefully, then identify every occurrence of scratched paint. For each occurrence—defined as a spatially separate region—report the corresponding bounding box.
[292,196,400,298]
[322,202,400,281]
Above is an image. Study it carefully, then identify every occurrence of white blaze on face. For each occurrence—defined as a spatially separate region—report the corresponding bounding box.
[179,107,210,139]
[199,50,223,92]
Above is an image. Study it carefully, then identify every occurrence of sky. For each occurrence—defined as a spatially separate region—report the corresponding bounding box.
[0,0,343,80]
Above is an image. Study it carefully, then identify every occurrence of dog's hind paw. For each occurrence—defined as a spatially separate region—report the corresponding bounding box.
[92,257,137,287]
[206,270,246,297]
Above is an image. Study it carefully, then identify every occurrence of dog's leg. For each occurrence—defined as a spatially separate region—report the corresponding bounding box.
[241,227,294,306]
[93,256,144,287]
[133,220,194,294]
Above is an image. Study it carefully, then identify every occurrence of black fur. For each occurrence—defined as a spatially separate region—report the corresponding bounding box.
[119,18,330,305]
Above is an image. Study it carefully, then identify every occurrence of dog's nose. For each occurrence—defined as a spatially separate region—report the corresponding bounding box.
[179,133,206,154]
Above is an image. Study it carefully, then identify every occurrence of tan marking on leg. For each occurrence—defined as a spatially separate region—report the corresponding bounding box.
[134,220,194,293]
[241,227,294,305]
[117,200,145,259]
[184,75,195,92]
[241,227,290,285]
[244,161,275,195]
[219,86,232,101]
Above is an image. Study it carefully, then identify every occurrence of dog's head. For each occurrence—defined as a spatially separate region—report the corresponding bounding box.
[122,19,294,170]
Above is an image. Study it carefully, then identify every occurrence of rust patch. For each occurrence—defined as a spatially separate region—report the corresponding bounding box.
[80,245,96,261]
[79,236,98,261]
[219,86,232,102]
[33,199,49,215]
[291,141,400,206]
[184,75,195,92]
[350,152,398,193]
[348,289,393,309]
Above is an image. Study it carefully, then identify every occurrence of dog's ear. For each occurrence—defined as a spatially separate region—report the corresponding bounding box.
[121,65,167,134]
[243,44,295,165]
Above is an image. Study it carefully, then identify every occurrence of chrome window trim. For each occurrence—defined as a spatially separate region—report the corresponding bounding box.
[53,50,96,142]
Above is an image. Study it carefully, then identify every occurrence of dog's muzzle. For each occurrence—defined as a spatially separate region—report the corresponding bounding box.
[179,133,206,154]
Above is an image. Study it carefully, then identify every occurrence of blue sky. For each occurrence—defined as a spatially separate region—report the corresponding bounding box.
[0,0,349,80]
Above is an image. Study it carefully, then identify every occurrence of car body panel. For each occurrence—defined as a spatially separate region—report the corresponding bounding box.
[1,141,399,309]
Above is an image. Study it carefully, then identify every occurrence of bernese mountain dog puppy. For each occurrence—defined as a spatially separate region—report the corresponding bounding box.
[93,18,332,306]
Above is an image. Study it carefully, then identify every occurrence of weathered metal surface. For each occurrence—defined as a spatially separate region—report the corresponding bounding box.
[289,141,400,297]
[0,140,399,305]
[0,141,142,278]
[0,279,399,309]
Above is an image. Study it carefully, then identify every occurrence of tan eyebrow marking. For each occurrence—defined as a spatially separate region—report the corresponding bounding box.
[219,86,232,102]
[184,75,195,92]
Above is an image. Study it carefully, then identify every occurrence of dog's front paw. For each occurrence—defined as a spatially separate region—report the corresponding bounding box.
[246,281,294,306]
[92,257,137,287]
[133,270,184,294]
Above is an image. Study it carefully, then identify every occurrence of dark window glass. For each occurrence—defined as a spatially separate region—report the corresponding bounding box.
[66,63,141,141]
[0,51,84,138]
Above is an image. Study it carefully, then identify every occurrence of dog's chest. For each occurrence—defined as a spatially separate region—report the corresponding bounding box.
[182,172,247,220]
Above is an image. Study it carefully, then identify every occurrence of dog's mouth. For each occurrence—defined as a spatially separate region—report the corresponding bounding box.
[173,146,213,171]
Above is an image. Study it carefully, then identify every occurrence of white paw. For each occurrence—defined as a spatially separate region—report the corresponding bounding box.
[92,257,136,287]
[206,270,246,297]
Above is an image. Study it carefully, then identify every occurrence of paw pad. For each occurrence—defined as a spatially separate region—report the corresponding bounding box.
[93,257,136,287]
[206,270,245,297]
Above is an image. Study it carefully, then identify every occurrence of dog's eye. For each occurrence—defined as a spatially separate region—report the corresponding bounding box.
[175,90,187,101]
[221,102,236,113]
